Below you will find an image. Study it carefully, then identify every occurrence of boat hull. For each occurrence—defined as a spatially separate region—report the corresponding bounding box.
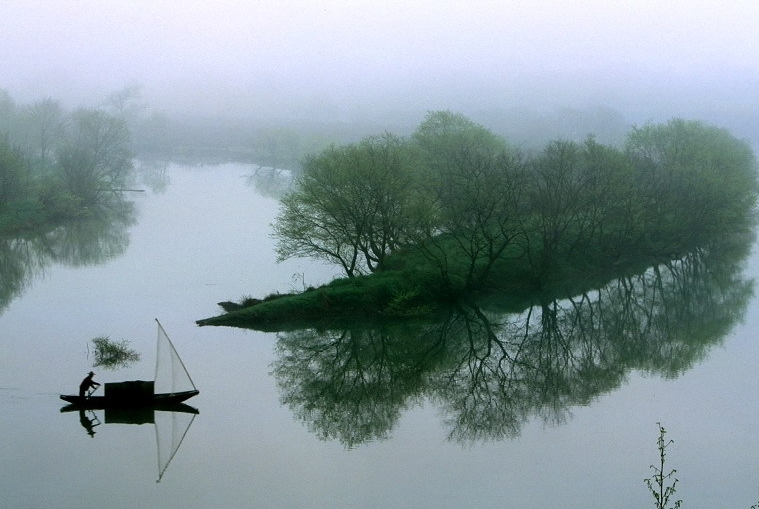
[59,390,199,409]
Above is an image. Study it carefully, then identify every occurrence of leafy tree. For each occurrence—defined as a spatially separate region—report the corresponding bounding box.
[272,133,421,276]
[0,89,16,137]
[576,137,641,260]
[626,119,758,251]
[21,98,65,168]
[0,138,27,207]
[515,135,688,285]
[103,84,144,125]
[270,112,757,297]
[411,111,524,292]
[412,110,508,167]
[56,145,100,205]
[0,91,138,235]
[520,139,640,282]
[57,108,133,204]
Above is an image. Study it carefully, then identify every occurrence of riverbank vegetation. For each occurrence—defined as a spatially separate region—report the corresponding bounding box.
[198,111,758,328]
[0,89,134,235]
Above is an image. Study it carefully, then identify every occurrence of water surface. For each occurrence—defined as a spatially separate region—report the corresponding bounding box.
[2,163,759,509]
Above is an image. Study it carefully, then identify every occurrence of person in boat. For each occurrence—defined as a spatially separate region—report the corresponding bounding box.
[79,371,100,398]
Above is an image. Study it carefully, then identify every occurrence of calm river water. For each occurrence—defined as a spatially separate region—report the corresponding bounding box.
[2,162,759,509]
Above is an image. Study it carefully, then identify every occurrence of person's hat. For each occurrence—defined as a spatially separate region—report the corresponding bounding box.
[88,371,94,375]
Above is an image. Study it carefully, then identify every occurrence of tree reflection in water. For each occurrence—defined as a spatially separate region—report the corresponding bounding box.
[273,232,755,447]
[0,197,136,314]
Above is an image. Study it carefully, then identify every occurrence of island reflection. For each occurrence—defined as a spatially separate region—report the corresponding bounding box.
[272,232,755,447]
[0,198,135,314]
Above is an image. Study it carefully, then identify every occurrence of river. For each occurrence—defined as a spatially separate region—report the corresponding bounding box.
[1,162,758,509]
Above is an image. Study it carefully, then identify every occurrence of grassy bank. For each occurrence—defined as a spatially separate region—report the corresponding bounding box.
[196,237,674,330]
[196,268,451,329]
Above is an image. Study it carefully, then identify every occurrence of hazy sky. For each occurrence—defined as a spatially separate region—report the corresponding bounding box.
[2,0,758,123]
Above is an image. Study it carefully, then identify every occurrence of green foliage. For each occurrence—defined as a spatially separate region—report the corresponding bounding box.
[412,110,509,163]
[0,138,27,208]
[91,335,141,370]
[0,200,44,233]
[0,91,135,234]
[60,108,133,203]
[274,113,757,300]
[411,111,526,291]
[626,119,758,245]
[272,132,423,276]
[519,137,643,283]
[644,423,683,509]
[383,286,434,317]
[57,145,101,205]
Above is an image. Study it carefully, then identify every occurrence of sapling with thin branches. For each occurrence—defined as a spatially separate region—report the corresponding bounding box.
[644,422,683,509]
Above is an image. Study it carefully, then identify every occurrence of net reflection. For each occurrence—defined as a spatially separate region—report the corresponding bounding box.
[60,403,199,482]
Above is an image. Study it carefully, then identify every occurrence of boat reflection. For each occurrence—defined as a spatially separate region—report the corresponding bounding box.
[60,403,199,482]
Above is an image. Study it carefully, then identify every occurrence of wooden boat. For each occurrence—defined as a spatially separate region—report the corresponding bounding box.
[59,389,198,408]
[59,319,199,409]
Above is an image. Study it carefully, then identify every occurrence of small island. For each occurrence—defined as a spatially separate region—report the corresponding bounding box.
[197,112,758,331]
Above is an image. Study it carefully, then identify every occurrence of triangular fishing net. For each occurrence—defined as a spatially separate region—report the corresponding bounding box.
[154,408,197,482]
[154,319,197,395]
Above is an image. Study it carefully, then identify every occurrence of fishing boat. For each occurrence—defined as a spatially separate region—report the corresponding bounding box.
[59,389,197,407]
[60,319,199,408]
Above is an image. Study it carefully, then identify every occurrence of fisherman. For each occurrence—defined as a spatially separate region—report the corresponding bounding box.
[79,371,100,398]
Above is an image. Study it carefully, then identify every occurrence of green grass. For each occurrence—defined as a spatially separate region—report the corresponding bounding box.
[197,268,451,329]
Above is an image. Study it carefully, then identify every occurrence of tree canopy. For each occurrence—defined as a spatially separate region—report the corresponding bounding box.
[273,133,423,276]
[271,111,757,296]
[0,89,135,234]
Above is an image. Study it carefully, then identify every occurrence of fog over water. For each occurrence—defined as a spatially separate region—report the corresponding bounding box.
[2,1,758,138]
[3,4,759,507]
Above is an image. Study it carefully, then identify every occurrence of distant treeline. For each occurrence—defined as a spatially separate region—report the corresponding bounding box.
[69,84,635,168]
[130,104,635,169]
[0,89,133,234]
